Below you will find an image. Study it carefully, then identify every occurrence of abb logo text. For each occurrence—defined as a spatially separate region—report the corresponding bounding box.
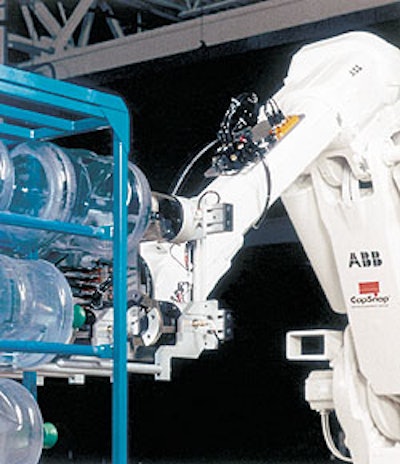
[349,251,382,268]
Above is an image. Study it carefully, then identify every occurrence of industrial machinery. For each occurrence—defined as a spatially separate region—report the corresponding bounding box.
[0,30,400,464]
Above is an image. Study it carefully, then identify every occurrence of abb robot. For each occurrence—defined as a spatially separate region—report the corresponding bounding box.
[138,31,400,464]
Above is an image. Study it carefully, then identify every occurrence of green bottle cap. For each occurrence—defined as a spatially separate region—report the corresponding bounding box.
[43,422,58,449]
[73,304,86,329]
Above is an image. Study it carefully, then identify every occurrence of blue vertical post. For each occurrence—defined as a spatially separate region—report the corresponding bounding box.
[112,135,128,464]
[24,247,39,399]
[23,371,38,399]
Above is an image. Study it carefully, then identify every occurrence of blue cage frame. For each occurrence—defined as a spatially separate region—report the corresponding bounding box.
[0,64,133,464]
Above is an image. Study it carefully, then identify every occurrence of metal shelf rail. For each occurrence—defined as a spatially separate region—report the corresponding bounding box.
[0,64,133,464]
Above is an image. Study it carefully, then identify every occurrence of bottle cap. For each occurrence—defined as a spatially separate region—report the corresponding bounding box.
[73,304,86,329]
[43,422,58,449]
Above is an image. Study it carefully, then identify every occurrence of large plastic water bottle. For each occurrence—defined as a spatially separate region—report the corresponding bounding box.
[0,255,73,369]
[0,142,151,257]
[0,142,80,253]
[0,140,14,210]
[50,146,152,259]
[0,378,43,464]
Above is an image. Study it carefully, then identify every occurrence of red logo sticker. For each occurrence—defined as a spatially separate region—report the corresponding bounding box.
[358,281,380,296]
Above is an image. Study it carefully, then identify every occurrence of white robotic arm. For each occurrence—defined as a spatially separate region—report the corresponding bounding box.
[282,34,400,464]
[144,30,400,301]
[140,31,400,464]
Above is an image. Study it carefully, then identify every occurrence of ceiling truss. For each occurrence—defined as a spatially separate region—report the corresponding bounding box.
[4,0,400,79]
[7,0,259,64]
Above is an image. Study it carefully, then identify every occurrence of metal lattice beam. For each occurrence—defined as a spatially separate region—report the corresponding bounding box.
[53,0,94,51]
[4,0,315,66]
[6,0,400,78]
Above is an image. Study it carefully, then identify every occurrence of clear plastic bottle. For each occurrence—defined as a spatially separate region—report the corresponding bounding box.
[0,140,14,210]
[50,147,152,259]
[0,379,43,464]
[0,255,73,369]
[0,142,84,253]
[0,378,43,464]
[0,142,151,258]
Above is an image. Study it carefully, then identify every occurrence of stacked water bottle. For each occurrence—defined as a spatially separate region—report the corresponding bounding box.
[0,140,151,463]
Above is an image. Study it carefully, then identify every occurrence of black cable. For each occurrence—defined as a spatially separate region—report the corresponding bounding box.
[265,98,285,126]
[170,139,218,196]
[253,157,272,230]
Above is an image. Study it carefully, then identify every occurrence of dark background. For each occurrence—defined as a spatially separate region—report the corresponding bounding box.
[39,16,400,463]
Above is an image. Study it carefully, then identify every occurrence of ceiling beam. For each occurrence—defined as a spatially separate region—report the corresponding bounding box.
[16,0,400,79]
[20,4,39,41]
[53,0,95,52]
[8,33,54,55]
[179,0,251,18]
[27,0,62,37]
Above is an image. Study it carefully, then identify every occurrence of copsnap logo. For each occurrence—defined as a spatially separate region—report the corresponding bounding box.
[359,281,379,296]
[349,281,390,307]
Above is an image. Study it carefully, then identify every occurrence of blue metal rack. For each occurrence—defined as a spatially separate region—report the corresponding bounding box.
[0,64,133,464]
